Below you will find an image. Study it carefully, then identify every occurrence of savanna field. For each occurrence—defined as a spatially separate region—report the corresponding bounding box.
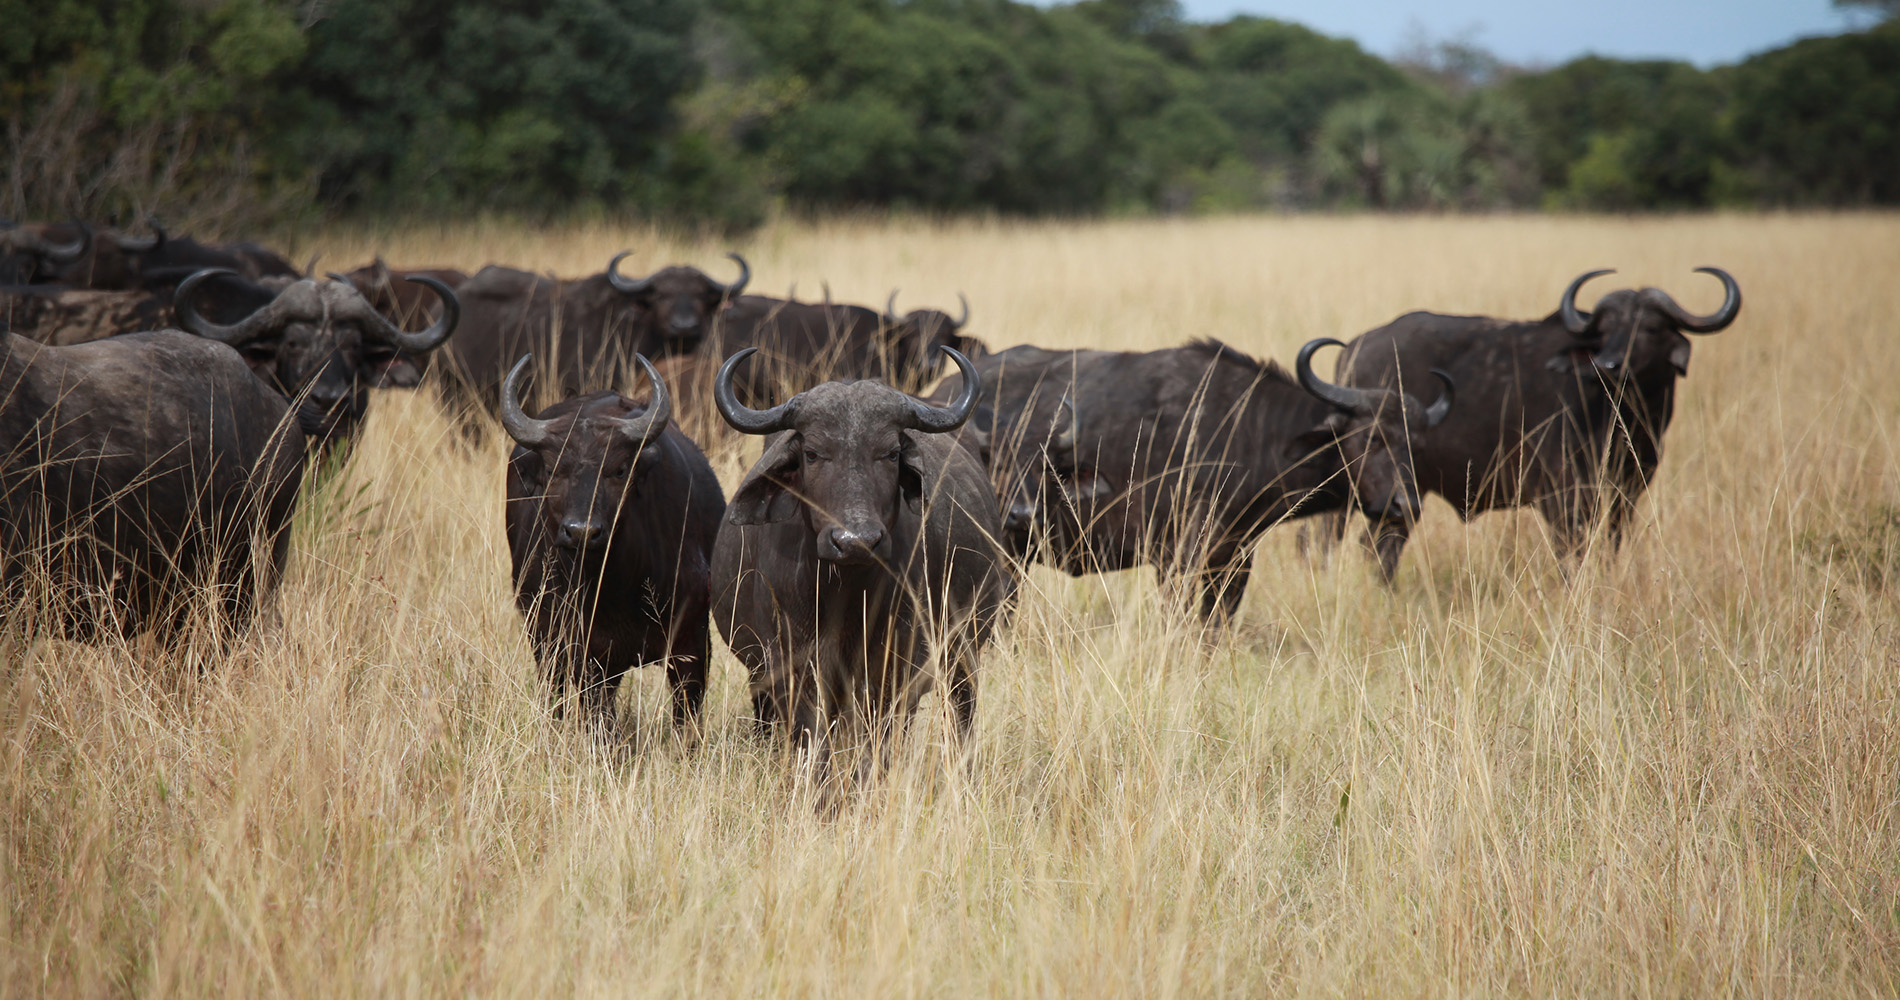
[5,213,1897,996]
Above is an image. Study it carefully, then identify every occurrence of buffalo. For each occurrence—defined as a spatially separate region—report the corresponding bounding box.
[1316,267,1741,568]
[710,346,1011,776]
[0,220,89,285]
[174,268,459,443]
[1,329,304,639]
[341,258,469,337]
[940,338,1452,619]
[3,218,295,292]
[444,252,749,409]
[501,354,724,733]
[706,288,987,408]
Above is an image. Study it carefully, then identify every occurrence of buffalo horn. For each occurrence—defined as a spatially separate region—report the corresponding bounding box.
[34,222,90,264]
[349,275,460,353]
[885,289,903,325]
[114,217,164,254]
[713,348,796,434]
[903,347,980,433]
[615,354,671,446]
[175,267,279,345]
[1559,268,1615,336]
[605,251,656,295]
[954,292,970,328]
[1424,369,1456,427]
[1296,338,1385,415]
[715,252,750,298]
[1050,394,1077,454]
[1642,266,1741,334]
[499,355,555,448]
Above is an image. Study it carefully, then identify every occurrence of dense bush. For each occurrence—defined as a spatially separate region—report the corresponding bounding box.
[1,0,1894,231]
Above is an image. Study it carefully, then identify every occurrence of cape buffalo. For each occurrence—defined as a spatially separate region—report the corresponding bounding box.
[711,347,1012,777]
[0,286,163,345]
[1,329,304,639]
[501,354,724,733]
[341,258,469,340]
[1317,267,1742,568]
[443,252,748,409]
[706,289,987,408]
[174,268,459,443]
[946,338,1451,619]
[0,221,89,285]
[4,218,296,292]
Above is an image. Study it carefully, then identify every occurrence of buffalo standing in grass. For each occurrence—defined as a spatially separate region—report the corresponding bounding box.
[502,355,724,733]
[941,338,1452,619]
[704,289,987,408]
[174,268,459,444]
[0,329,304,639]
[444,252,749,408]
[711,347,1011,774]
[1316,267,1741,568]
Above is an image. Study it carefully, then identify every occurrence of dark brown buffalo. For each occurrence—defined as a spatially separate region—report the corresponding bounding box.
[174,268,459,443]
[5,218,296,291]
[341,258,470,332]
[1319,267,1742,568]
[705,289,987,407]
[443,252,749,409]
[1,329,304,639]
[711,347,1012,772]
[0,220,89,285]
[501,354,724,732]
[944,338,1452,619]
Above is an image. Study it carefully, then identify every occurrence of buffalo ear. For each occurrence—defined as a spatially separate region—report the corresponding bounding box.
[1668,339,1692,376]
[727,432,803,525]
[899,431,930,512]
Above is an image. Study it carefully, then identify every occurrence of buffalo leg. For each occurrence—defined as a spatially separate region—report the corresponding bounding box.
[1298,510,1350,564]
[1364,516,1411,583]
[664,620,709,734]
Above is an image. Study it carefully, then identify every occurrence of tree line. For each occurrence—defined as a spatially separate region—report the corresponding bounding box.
[4,0,1896,232]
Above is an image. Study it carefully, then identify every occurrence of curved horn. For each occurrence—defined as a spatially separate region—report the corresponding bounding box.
[335,273,458,352]
[174,267,278,345]
[304,253,322,279]
[1423,369,1455,428]
[1296,338,1384,414]
[614,354,671,446]
[1559,268,1615,336]
[1050,394,1077,454]
[716,252,750,298]
[499,355,555,448]
[40,222,90,264]
[713,348,796,435]
[954,292,970,328]
[903,347,980,433]
[606,251,655,295]
[886,289,903,326]
[114,216,164,254]
[1644,266,1741,334]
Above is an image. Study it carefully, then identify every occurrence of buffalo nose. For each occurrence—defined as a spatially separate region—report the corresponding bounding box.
[1594,355,1622,372]
[820,526,884,563]
[561,520,603,548]
[1004,502,1036,533]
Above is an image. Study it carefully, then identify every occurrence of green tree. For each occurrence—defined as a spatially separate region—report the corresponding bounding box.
[1723,22,1900,204]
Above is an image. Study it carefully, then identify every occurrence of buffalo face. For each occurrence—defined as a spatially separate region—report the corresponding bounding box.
[1296,338,1454,527]
[176,269,458,443]
[1558,267,1742,379]
[501,354,671,556]
[885,291,987,386]
[716,345,980,568]
[607,252,750,348]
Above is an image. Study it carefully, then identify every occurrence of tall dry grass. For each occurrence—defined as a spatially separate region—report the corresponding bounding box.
[4,213,1897,997]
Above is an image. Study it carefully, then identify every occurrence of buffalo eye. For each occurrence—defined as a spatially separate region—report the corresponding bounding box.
[883,447,902,463]
[243,345,276,362]
[804,448,821,464]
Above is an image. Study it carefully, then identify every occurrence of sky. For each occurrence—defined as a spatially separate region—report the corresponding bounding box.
[1172,0,1876,67]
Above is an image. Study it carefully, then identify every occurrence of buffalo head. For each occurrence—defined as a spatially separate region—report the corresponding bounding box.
[1557,267,1741,378]
[716,345,980,566]
[606,251,750,347]
[501,353,671,554]
[0,220,90,284]
[964,393,1105,557]
[885,290,988,382]
[176,268,458,441]
[1296,337,1454,527]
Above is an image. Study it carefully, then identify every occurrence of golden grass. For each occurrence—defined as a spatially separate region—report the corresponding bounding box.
[5,212,1898,997]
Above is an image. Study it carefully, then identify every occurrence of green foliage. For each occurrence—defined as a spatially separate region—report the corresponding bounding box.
[0,0,1894,228]
[1723,23,1900,204]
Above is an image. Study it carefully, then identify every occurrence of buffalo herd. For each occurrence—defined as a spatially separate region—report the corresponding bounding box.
[1,215,1742,783]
